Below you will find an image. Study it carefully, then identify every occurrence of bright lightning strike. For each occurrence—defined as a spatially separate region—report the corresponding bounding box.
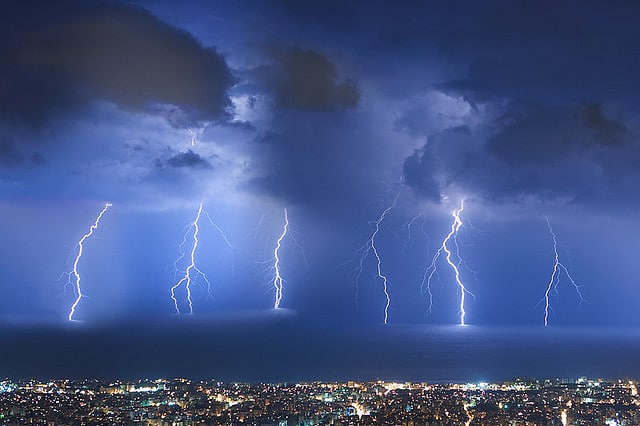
[171,203,237,314]
[422,200,474,325]
[67,202,112,322]
[541,216,587,327]
[339,195,398,324]
[371,199,397,325]
[272,208,289,310]
[258,208,305,309]
[170,202,211,314]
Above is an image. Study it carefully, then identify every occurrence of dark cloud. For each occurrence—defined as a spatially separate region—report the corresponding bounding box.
[403,103,640,207]
[147,105,201,129]
[380,1,640,210]
[432,80,494,106]
[236,45,365,212]
[422,2,640,105]
[0,139,24,167]
[0,138,43,168]
[157,150,212,170]
[576,103,629,148]
[487,103,631,166]
[0,1,234,126]
[258,46,359,110]
[402,147,442,203]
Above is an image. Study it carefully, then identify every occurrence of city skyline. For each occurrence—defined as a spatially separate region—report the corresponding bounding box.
[1,376,639,424]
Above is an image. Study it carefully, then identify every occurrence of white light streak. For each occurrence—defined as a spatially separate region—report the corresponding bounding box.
[67,202,112,321]
[272,208,289,309]
[541,216,587,326]
[170,203,210,314]
[338,195,398,323]
[422,200,474,325]
[371,199,398,324]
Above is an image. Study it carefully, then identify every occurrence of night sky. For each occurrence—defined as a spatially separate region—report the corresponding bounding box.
[2,1,640,380]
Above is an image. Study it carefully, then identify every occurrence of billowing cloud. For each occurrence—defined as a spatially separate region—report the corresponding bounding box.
[256,46,359,111]
[0,1,234,126]
[227,44,370,213]
[403,102,640,207]
[158,150,213,170]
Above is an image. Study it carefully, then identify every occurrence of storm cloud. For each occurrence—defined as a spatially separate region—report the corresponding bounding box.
[257,46,359,111]
[403,102,640,207]
[0,1,234,126]
[158,150,212,170]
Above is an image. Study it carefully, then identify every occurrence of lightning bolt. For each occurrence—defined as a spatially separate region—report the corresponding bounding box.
[420,250,438,315]
[272,208,289,310]
[171,202,225,314]
[541,216,587,326]
[248,214,267,241]
[371,199,397,324]
[202,210,239,273]
[339,195,398,323]
[422,200,474,325]
[188,126,207,147]
[67,202,112,322]
[398,213,427,253]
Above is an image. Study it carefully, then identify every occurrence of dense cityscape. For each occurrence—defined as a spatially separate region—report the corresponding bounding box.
[1,376,639,425]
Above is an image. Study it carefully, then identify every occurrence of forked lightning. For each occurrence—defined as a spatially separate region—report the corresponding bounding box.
[170,202,236,314]
[272,208,289,309]
[67,203,112,321]
[541,217,586,326]
[422,200,474,325]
